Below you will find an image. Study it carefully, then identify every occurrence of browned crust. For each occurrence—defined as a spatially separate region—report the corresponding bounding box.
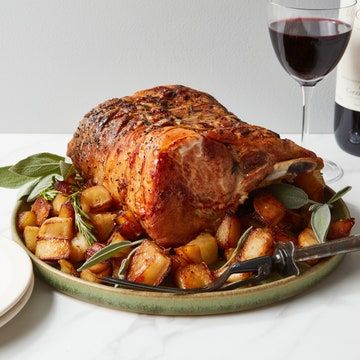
[67,85,323,247]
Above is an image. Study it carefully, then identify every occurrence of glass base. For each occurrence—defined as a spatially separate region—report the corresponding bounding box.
[322,159,344,184]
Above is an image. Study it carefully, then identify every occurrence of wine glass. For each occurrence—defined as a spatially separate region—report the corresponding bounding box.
[267,0,357,183]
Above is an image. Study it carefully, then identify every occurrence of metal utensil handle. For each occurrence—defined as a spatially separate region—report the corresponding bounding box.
[294,235,360,262]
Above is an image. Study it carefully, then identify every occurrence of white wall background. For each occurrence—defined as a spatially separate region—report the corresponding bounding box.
[0,0,337,134]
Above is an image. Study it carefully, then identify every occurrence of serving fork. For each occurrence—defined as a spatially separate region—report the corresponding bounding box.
[101,235,360,294]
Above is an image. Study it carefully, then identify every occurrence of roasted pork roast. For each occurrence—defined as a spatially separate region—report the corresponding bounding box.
[67,85,323,247]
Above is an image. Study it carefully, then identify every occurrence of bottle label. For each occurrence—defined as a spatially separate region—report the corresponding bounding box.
[336,6,360,112]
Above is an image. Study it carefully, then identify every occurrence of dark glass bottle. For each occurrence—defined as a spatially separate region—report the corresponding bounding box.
[334,5,360,156]
[334,103,360,156]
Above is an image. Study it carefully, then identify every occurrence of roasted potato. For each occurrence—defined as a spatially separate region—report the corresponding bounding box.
[115,210,143,240]
[298,228,319,248]
[175,243,203,264]
[175,233,218,266]
[293,170,325,203]
[80,269,100,283]
[18,211,37,232]
[69,233,89,262]
[327,218,355,240]
[58,259,78,276]
[52,194,69,215]
[216,215,242,249]
[23,225,39,253]
[170,253,191,273]
[38,217,74,241]
[35,239,71,260]
[174,263,214,289]
[127,240,171,286]
[237,227,274,261]
[80,185,113,213]
[107,230,132,258]
[272,227,297,245]
[298,228,319,265]
[90,213,116,242]
[253,192,286,226]
[228,227,274,282]
[279,210,305,232]
[58,201,75,219]
[31,197,52,225]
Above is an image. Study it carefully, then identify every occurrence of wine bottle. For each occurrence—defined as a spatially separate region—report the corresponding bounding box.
[334,4,360,156]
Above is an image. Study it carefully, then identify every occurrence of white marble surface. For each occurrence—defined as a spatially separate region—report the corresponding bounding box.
[0,134,360,360]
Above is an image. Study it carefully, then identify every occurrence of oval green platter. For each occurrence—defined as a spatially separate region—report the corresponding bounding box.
[11,187,350,316]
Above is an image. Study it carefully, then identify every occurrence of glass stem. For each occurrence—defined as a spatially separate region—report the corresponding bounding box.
[301,85,315,148]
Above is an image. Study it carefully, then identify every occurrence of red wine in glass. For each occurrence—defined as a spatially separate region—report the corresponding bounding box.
[269,18,352,86]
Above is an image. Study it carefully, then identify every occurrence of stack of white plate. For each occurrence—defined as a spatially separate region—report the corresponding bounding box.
[0,239,34,328]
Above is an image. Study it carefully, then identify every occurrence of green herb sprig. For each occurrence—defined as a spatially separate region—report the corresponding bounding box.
[70,192,97,246]
[268,183,352,243]
[218,227,252,271]
[78,239,144,272]
[0,152,97,245]
[0,153,75,202]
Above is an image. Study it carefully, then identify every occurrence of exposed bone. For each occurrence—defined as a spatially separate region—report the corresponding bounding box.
[261,158,318,186]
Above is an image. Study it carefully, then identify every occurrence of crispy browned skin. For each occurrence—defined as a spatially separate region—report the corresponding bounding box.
[67,85,322,247]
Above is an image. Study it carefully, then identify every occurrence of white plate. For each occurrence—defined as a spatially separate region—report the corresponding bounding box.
[0,273,34,328]
[0,239,33,317]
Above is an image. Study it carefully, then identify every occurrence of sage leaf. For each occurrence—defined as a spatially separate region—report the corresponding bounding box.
[219,226,252,270]
[327,186,352,205]
[27,174,55,202]
[118,247,139,280]
[268,183,309,209]
[10,153,64,178]
[59,161,75,180]
[77,239,144,272]
[17,177,41,200]
[308,203,321,212]
[311,204,331,243]
[0,166,33,188]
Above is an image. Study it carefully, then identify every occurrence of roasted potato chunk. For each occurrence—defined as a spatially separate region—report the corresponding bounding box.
[80,269,100,283]
[228,227,274,282]
[31,197,52,225]
[175,263,214,289]
[127,240,171,286]
[38,217,74,241]
[238,228,274,261]
[18,211,37,232]
[90,213,116,242]
[58,259,78,276]
[253,192,286,226]
[107,230,131,258]
[298,228,319,265]
[58,200,75,220]
[175,233,218,266]
[170,253,191,273]
[175,243,203,264]
[216,215,242,249]
[35,239,71,260]
[80,185,113,213]
[293,170,325,203]
[298,228,319,248]
[23,226,39,253]
[327,218,355,240]
[52,194,69,215]
[115,210,143,240]
[272,228,297,245]
[69,233,89,262]
[188,233,218,265]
